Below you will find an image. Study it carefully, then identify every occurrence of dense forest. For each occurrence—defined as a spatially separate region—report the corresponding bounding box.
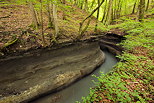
[0,0,154,103]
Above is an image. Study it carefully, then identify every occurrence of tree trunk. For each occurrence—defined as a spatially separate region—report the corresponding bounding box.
[40,0,45,46]
[138,0,145,22]
[101,0,107,22]
[53,4,59,38]
[46,0,54,28]
[117,0,122,19]
[95,0,100,31]
[79,0,105,37]
[112,0,116,20]
[105,0,113,25]
[152,0,154,8]
[132,0,137,14]
[29,1,39,29]
[96,0,100,20]
[146,0,150,11]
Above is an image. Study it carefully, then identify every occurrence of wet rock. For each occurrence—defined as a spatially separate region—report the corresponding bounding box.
[0,42,105,103]
[99,33,124,55]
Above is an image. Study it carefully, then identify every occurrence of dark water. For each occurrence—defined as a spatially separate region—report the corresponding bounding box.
[31,51,117,103]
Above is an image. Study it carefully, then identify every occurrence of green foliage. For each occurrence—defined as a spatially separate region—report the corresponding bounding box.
[79,17,153,103]
[109,19,154,51]
[97,22,110,32]
[120,21,143,31]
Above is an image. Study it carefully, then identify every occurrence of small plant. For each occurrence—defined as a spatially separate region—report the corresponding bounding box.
[79,18,153,103]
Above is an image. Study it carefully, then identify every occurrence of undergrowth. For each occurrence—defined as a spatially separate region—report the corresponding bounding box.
[77,18,154,103]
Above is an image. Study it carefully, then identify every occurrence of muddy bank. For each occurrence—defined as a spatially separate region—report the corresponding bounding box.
[0,42,105,103]
[98,33,124,55]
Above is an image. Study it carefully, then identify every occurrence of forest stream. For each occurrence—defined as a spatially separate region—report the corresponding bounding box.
[30,51,117,103]
[0,41,117,103]
[0,0,153,102]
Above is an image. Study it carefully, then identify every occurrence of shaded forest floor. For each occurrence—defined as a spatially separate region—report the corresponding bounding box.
[0,2,99,56]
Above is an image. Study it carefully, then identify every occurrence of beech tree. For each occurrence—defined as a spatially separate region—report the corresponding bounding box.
[28,1,39,29]
[106,0,113,25]
[39,0,46,45]
[138,0,145,22]
[46,0,54,28]
[53,2,59,38]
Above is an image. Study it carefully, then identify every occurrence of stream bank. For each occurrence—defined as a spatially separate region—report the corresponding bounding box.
[0,33,124,103]
[0,42,105,103]
[30,51,117,103]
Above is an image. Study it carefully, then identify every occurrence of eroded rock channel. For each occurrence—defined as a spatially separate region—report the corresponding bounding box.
[0,33,124,103]
[31,51,117,103]
[0,42,105,103]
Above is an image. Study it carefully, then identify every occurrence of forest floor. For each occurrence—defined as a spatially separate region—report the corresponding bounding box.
[79,9,154,103]
[0,2,101,56]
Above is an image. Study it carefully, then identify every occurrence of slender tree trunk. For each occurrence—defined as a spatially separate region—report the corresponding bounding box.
[29,1,39,29]
[101,0,107,22]
[46,0,53,28]
[53,4,59,38]
[117,0,122,19]
[138,0,145,22]
[152,0,154,8]
[95,0,100,31]
[112,0,116,20]
[105,0,113,25]
[40,0,45,46]
[79,0,105,37]
[132,0,137,14]
[146,0,150,11]
[96,0,100,20]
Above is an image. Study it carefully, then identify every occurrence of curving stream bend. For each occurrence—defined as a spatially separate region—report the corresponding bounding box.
[31,51,117,103]
[0,39,121,103]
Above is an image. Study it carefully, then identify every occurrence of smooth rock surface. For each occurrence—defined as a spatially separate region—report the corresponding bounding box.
[0,42,105,103]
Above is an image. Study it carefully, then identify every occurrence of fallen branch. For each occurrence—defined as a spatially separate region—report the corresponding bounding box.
[1,36,18,50]
[0,15,11,19]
